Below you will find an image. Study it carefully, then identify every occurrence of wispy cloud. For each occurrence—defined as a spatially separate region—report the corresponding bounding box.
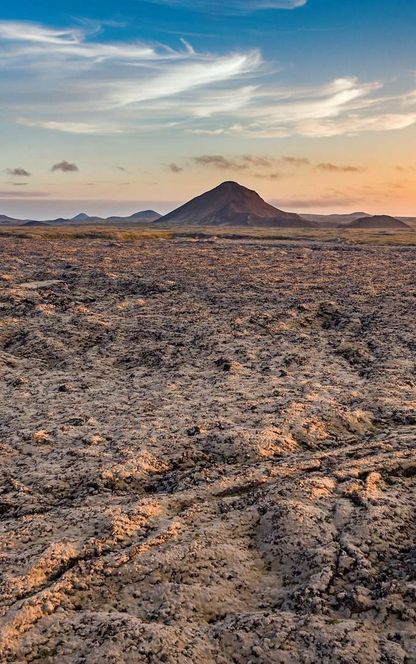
[114,55,260,107]
[192,78,416,138]
[0,21,157,59]
[282,156,310,166]
[0,190,48,198]
[168,163,183,173]
[6,167,31,177]
[177,153,363,176]
[147,0,307,15]
[190,153,287,171]
[316,162,364,173]
[396,165,416,172]
[241,154,274,167]
[0,21,260,132]
[51,161,79,172]
[275,196,360,209]
[1,21,415,140]
[296,112,416,137]
[188,128,226,135]
[19,119,124,135]
[193,155,249,170]
[253,172,283,180]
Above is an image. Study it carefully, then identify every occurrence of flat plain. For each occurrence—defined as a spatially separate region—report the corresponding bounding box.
[0,231,415,663]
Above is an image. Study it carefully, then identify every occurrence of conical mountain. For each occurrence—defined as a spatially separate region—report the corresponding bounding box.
[157,181,314,227]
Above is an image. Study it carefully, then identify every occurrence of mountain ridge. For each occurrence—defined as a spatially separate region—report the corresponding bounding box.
[0,184,415,228]
[0,209,162,226]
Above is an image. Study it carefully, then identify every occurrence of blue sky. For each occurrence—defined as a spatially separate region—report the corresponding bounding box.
[1,0,416,217]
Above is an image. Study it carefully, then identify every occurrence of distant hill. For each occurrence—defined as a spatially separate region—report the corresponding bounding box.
[71,213,94,222]
[129,210,161,221]
[157,181,316,228]
[399,217,416,228]
[1,200,413,231]
[303,212,372,227]
[47,217,76,225]
[0,214,22,225]
[106,210,161,223]
[344,215,411,230]
[23,220,48,227]
[0,209,162,226]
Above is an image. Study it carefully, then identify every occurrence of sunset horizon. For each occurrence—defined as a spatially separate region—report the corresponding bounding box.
[2,0,416,218]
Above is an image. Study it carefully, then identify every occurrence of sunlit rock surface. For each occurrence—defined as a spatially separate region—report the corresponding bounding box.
[0,236,415,663]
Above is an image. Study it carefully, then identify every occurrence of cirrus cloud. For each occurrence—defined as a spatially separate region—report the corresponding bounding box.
[19,119,124,135]
[0,21,415,142]
[147,0,307,14]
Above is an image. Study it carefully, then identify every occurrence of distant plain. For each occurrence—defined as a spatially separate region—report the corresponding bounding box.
[2,224,416,245]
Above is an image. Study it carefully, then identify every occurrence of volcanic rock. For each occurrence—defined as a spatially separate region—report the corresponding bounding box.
[157,181,315,227]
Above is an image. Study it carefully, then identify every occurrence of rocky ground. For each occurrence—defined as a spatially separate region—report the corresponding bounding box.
[0,236,415,663]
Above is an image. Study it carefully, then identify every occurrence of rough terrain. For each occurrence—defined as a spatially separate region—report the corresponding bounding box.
[0,235,415,663]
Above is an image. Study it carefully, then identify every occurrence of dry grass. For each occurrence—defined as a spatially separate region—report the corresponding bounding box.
[0,226,172,241]
[172,226,416,246]
[1,224,415,245]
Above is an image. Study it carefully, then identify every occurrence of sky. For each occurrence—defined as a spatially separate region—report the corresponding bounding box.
[1,0,416,218]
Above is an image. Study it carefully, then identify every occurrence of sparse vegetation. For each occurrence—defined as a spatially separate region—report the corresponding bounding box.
[0,226,172,241]
[1,224,416,245]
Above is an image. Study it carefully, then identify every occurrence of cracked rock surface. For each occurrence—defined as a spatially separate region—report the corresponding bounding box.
[0,237,415,663]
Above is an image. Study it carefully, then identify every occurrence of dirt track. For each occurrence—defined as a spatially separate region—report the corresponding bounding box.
[0,237,415,663]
